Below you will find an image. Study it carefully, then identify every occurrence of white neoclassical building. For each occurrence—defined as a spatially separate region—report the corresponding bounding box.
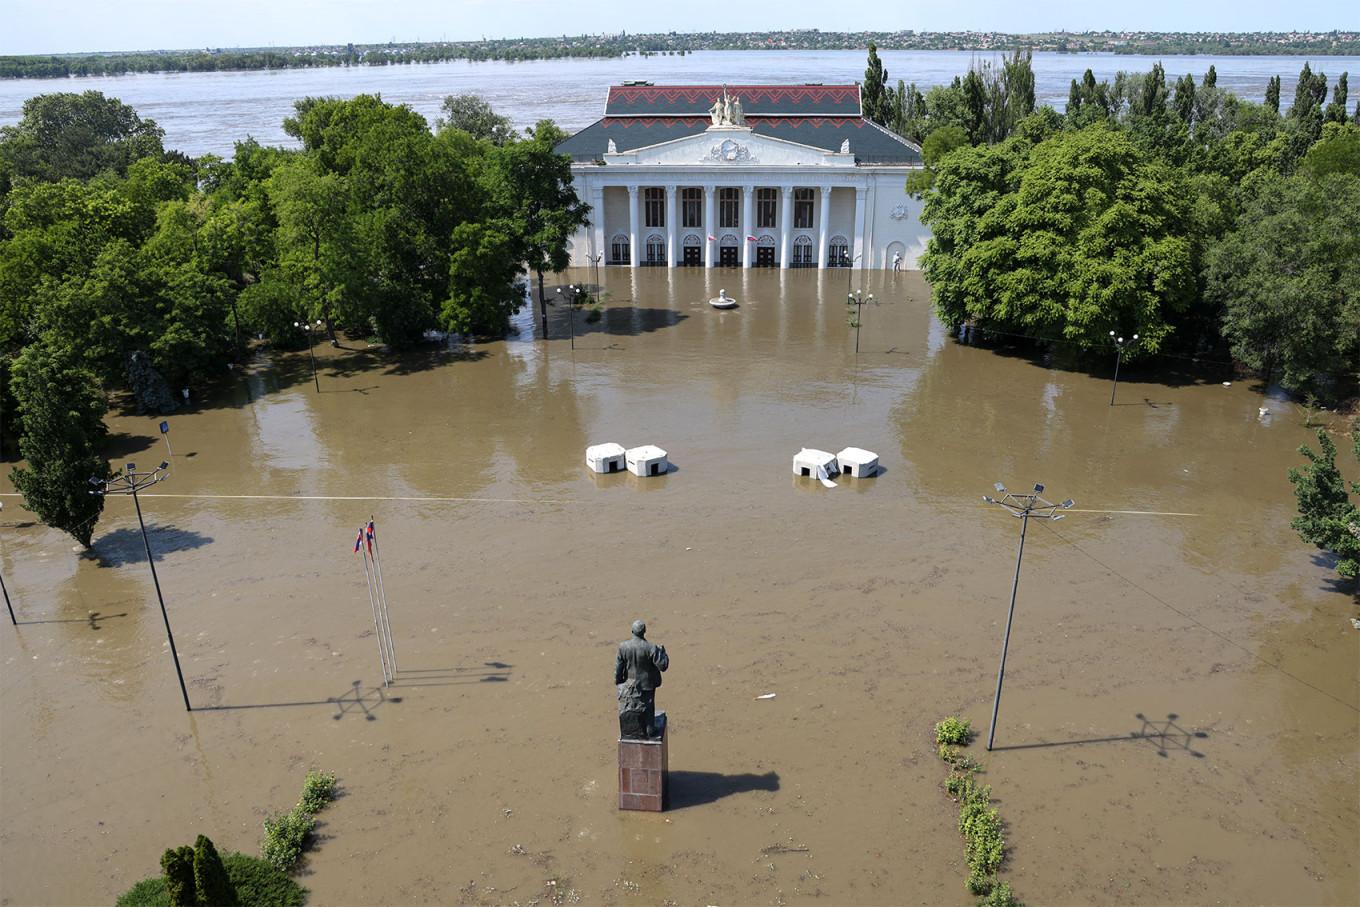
[556,83,929,271]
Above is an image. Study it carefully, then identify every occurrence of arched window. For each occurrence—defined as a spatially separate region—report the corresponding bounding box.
[611,234,630,264]
[719,233,740,248]
[793,234,814,267]
[645,233,666,265]
[756,234,776,246]
[828,235,850,268]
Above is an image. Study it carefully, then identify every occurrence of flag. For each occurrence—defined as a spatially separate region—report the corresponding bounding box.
[353,529,363,553]
[707,234,715,242]
[365,519,376,554]
[746,235,757,242]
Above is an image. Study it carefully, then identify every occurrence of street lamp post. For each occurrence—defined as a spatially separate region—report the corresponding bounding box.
[0,501,14,625]
[91,462,191,711]
[294,319,324,393]
[980,483,1074,751]
[1109,332,1139,406]
[846,290,876,355]
[556,285,577,350]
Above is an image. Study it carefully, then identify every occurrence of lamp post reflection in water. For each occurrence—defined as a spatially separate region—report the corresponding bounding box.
[0,502,14,625]
[1109,332,1139,406]
[90,462,191,711]
[980,483,1074,751]
[556,285,577,350]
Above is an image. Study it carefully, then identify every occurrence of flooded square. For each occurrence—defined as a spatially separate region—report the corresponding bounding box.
[1,268,1356,905]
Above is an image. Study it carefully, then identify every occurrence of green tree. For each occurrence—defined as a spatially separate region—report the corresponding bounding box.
[160,846,197,907]
[905,125,969,197]
[920,126,1196,352]
[489,121,589,319]
[0,91,165,185]
[1265,75,1282,114]
[436,93,515,145]
[1289,429,1360,584]
[1299,123,1360,179]
[192,835,238,907]
[8,341,109,547]
[443,221,523,335]
[1207,171,1360,396]
[862,43,888,126]
[1325,72,1350,124]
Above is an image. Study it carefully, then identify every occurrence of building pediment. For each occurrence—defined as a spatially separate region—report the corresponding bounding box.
[602,126,855,168]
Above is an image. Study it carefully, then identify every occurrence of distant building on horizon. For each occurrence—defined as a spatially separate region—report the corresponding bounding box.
[555,83,928,270]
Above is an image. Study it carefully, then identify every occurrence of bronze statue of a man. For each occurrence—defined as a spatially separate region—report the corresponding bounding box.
[615,619,669,739]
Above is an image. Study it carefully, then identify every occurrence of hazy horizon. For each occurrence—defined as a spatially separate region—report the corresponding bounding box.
[3,0,1357,57]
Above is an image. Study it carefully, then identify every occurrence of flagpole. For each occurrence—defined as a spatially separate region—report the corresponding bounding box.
[359,534,390,685]
[368,517,398,676]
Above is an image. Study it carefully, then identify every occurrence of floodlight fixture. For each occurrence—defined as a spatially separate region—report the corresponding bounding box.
[980,481,1074,750]
[89,461,189,711]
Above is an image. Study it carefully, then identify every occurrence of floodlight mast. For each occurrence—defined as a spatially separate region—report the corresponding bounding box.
[981,483,1074,751]
[1109,332,1139,406]
[91,462,190,711]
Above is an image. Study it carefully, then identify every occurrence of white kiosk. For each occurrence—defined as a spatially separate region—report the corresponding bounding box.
[586,443,627,474]
[836,447,879,478]
[626,445,670,477]
[793,448,840,481]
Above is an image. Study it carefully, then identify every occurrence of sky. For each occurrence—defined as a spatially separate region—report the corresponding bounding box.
[3,0,1357,56]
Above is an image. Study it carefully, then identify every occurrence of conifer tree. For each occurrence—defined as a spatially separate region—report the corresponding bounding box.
[1266,75,1282,113]
[1289,430,1360,584]
[7,341,108,547]
[862,43,888,126]
[161,846,197,907]
[192,835,238,907]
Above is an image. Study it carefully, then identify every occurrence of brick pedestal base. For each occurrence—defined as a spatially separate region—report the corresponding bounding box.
[618,712,668,811]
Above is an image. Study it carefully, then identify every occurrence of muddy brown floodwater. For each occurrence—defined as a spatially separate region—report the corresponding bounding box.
[2,269,1357,907]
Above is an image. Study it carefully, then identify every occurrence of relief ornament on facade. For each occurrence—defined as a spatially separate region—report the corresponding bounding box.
[889,204,910,221]
[706,139,756,163]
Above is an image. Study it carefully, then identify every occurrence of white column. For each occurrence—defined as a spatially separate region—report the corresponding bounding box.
[704,184,716,268]
[779,186,793,270]
[665,185,677,268]
[628,185,640,268]
[852,186,868,268]
[591,184,605,266]
[817,185,831,270]
[741,185,754,268]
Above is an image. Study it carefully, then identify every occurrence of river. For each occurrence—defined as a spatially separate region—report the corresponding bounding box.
[3,50,1358,157]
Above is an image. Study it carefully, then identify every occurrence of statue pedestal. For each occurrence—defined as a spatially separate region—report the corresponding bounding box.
[618,713,668,811]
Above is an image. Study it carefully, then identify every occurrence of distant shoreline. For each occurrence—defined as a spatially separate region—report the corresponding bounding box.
[4,31,1359,80]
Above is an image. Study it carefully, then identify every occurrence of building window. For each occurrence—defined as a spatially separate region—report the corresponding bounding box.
[719,188,739,228]
[644,188,665,228]
[645,233,666,265]
[681,188,702,227]
[794,188,815,229]
[756,188,777,228]
[611,234,630,264]
[793,235,814,266]
[828,235,849,267]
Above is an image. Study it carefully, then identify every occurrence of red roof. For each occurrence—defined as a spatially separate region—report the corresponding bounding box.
[605,84,861,117]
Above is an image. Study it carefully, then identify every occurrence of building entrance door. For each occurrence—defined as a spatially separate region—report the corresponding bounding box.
[682,245,702,266]
[755,247,776,267]
[719,246,740,266]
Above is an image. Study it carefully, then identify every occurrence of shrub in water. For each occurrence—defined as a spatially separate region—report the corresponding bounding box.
[976,880,1023,907]
[192,835,238,906]
[160,846,196,907]
[117,853,304,907]
[261,809,314,872]
[935,716,973,747]
[297,770,338,814]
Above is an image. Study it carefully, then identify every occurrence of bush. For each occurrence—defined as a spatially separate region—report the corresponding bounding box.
[935,716,973,747]
[117,853,304,907]
[297,770,337,814]
[976,880,1024,907]
[193,835,238,906]
[160,847,195,907]
[261,809,314,872]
